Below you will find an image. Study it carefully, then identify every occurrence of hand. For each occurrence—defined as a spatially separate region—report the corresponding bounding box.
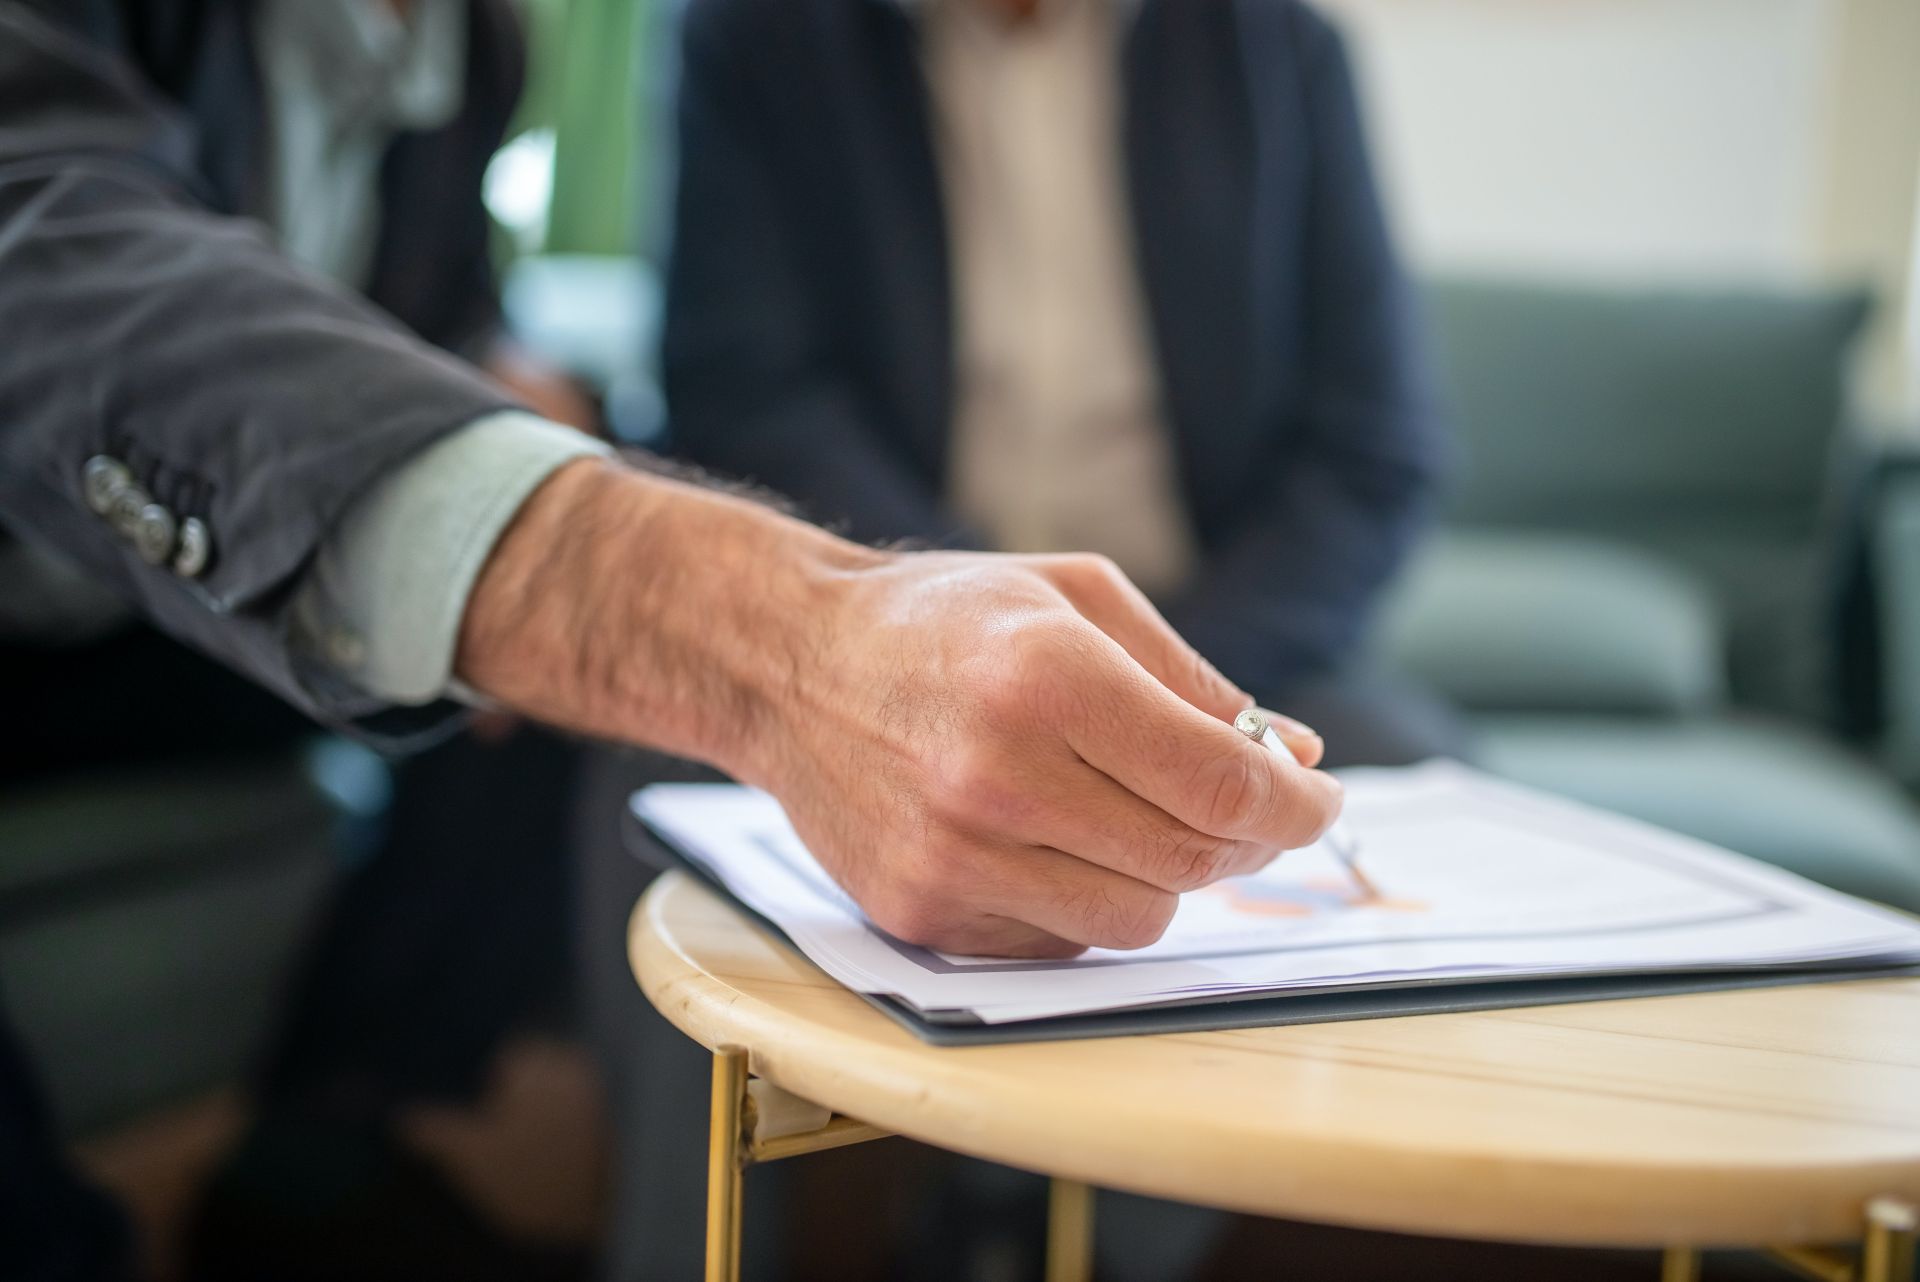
[457,459,1344,957]
[750,552,1344,956]
[483,340,601,435]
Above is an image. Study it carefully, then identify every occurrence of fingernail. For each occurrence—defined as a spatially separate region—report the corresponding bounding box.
[1257,707,1322,742]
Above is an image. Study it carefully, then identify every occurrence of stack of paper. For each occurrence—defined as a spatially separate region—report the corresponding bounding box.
[631,763,1920,1029]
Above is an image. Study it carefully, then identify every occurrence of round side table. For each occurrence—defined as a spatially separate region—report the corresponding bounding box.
[630,872,1920,1282]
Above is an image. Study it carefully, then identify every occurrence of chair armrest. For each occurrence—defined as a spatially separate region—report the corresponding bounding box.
[1871,450,1920,783]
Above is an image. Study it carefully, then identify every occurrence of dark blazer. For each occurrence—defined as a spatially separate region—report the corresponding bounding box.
[0,0,524,733]
[664,0,1447,703]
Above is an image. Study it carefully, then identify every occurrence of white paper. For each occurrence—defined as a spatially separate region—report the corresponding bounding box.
[631,762,1920,1025]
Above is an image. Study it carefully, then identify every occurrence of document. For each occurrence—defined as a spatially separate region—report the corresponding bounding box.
[632,762,1920,1027]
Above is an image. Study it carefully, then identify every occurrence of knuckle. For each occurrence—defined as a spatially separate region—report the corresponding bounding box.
[868,864,969,947]
[992,618,1094,718]
[970,773,1037,829]
[1190,749,1268,836]
[1005,615,1081,668]
[1096,887,1179,950]
[1047,552,1132,606]
[928,746,1029,829]
[981,666,1045,726]
[1126,891,1180,948]
[915,835,978,898]
[1182,649,1239,710]
[1158,826,1231,892]
[867,889,943,946]
[1067,551,1125,589]
[930,745,990,810]
[961,620,1067,709]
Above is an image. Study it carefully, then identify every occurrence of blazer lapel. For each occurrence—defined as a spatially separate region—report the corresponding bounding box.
[1121,0,1256,534]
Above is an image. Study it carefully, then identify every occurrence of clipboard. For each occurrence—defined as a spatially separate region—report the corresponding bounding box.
[623,803,1920,1046]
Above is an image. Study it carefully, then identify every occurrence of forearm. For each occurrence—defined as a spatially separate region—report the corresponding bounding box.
[453,455,884,780]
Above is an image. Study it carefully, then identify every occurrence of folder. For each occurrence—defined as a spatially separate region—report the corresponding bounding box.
[623,764,1920,1046]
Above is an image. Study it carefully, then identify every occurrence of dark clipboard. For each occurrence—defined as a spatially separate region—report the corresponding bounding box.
[624,802,1920,1047]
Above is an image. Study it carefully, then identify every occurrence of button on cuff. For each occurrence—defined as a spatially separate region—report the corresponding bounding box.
[133,502,178,565]
[83,456,131,515]
[173,517,212,578]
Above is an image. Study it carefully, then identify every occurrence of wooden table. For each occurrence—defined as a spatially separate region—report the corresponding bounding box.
[629,871,1920,1282]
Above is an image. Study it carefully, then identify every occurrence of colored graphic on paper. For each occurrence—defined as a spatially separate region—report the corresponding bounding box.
[1207,877,1427,918]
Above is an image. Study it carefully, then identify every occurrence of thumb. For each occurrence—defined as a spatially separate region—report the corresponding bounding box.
[1253,707,1326,769]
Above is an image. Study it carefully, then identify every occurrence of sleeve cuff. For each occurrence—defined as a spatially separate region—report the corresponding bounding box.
[292,410,613,705]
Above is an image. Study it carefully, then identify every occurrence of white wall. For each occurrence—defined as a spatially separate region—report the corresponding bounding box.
[1317,0,1920,417]
[1815,0,1920,417]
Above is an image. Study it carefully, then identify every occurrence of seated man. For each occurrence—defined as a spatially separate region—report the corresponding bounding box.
[663,0,1460,767]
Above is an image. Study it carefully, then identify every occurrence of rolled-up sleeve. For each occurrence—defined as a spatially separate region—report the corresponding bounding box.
[291,411,611,706]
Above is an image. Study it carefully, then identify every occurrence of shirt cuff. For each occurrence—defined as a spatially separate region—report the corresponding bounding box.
[293,410,613,705]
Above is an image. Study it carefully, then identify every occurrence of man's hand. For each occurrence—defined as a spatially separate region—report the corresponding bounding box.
[457,459,1343,957]
[484,340,602,436]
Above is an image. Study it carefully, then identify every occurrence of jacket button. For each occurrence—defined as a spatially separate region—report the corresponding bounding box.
[133,502,179,566]
[107,486,149,539]
[83,456,132,515]
[173,517,212,578]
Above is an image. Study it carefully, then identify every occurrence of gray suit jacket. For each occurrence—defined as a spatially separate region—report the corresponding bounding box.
[0,1,519,733]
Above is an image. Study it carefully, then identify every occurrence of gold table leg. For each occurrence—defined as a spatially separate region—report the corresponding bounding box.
[1047,1178,1095,1282]
[706,1047,749,1282]
[1863,1197,1918,1282]
[1661,1246,1700,1282]
[1768,1243,1856,1282]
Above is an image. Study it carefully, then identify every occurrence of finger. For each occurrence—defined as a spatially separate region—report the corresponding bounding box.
[969,843,1182,951]
[978,752,1284,893]
[1061,640,1345,848]
[857,865,1090,957]
[902,913,1089,960]
[1028,553,1248,723]
[1255,707,1325,769]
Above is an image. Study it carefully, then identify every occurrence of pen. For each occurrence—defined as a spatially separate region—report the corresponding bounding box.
[1233,708,1380,901]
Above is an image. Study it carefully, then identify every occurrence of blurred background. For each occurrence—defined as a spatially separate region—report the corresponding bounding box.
[6,1,1919,1279]
[1329,0,1919,420]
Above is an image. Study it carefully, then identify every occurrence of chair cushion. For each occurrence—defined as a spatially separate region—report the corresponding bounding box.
[1377,532,1727,716]
[1427,278,1870,524]
[1473,713,1920,911]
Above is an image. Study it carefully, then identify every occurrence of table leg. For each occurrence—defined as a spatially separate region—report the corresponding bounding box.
[707,1047,750,1282]
[1863,1197,1918,1282]
[1660,1246,1700,1282]
[1046,1178,1095,1282]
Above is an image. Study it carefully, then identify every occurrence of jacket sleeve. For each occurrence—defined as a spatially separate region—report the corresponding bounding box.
[661,1,971,549]
[1162,9,1447,705]
[0,4,516,733]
